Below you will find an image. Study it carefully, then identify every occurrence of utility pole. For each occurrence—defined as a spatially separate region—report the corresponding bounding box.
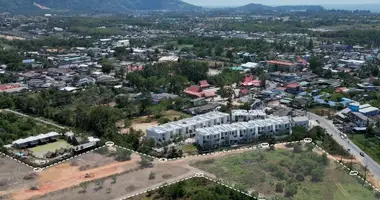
[347,148,352,169]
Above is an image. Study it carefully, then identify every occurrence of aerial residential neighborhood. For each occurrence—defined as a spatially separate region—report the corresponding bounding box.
[1,0,380,200]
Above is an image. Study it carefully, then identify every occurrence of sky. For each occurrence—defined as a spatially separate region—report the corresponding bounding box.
[182,0,380,7]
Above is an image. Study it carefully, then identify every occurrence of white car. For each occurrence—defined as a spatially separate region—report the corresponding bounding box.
[340,133,348,139]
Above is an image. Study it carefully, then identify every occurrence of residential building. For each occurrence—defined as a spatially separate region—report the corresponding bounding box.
[231,109,267,122]
[12,132,60,149]
[147,111,230,144]
[292,116,310,129]
[285,83,302,94]
[195,116,292,149]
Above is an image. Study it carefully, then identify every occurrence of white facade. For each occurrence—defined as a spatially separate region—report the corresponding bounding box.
[292,116,310,129]
[115,40,130,47]
[196,116,291,149]
[231,109,266,122]
[147,112,230,144]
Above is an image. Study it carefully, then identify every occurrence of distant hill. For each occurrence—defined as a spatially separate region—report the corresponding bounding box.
[0,0,201,13]
[233,3,324,12]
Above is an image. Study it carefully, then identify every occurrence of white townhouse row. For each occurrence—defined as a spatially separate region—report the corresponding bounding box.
[231,109,267,122]
[147,111,230,144]
[195,116,309,149]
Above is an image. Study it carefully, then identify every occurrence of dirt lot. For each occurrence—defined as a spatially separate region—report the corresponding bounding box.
[0,155,37,198]
[120,110,189,135]
[70,150,117,171]
[28,162,191,200]
[9,151,141,200]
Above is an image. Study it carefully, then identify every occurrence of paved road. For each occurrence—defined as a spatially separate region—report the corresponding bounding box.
[4,109,66,129]
[308,112,380,179]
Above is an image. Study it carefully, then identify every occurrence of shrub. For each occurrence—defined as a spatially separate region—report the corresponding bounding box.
[275,182,284,193]
[115,149,132,162]
[285,183,298,197]
[295,174,305,182]
[149,171,156,180]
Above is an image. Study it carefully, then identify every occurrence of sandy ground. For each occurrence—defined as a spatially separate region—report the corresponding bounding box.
[29,162,193,200]
[0,35,25,41]
[0,155,36,197]
[4,142,380,200]
[10,154,141,200]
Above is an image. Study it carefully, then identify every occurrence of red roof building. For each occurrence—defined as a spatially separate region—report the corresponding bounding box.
[184,85,202,97]
[184,85,216,98]
[126,65,143,73]
[199,80,210,88]
[241,75,262,87]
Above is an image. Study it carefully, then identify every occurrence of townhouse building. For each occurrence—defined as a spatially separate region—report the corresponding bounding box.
[196,116,309,149]
[231,109,267,122]
[147,111,230,144]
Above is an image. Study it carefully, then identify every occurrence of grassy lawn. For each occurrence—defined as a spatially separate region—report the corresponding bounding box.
[169,41,193,50]
[350,134,380,164]
[191,145,377,200]
[179,144,198,155]
[163,110,191,121]
[29,139,73,158]
[132,110,190,123]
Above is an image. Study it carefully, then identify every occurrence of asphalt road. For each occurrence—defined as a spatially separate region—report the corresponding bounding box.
[308,112,380,179]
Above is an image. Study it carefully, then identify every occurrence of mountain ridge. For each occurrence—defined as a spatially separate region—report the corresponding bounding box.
[0,0,201,13]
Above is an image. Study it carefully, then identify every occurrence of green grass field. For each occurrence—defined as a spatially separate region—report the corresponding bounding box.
[350,134,380,164]
[29,139,73,158]
[179,144,198,155]
[191,145,377,200]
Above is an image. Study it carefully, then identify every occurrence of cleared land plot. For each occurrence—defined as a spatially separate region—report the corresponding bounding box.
[191,145,377,200]
[122,110,190,135]
[0,155,37,198]
[129,177,252,200]
[28,162,191,200]
[8,146,141,200]
[310,106,337,117]
[29,140,73,158]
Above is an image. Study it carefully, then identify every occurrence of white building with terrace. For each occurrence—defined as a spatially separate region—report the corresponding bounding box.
[195,116,295,149]
[147,111,230,144]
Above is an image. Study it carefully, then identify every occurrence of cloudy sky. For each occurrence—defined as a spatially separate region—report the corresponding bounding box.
[183,0,380,7]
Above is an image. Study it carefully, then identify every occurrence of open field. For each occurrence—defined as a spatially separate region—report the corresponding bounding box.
[5,146,141,200]
[30,163,191,200]
[190,144,378,200]
[0,155,36,198]
[29,140,73,158]
[121,110,190,135]
[4,145,193,200]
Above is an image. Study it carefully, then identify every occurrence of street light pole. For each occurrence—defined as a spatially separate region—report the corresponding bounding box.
[347,148,352,170]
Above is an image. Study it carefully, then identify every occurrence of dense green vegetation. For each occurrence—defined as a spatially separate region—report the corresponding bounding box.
[0,112,60,146]
[290,126,350,157]
[131,177,252,200]
[0,87,157,153]
[192,146,377,200]
[350,134,380,164]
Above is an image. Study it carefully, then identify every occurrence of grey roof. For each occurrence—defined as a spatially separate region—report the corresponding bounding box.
[12,132,60,145]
